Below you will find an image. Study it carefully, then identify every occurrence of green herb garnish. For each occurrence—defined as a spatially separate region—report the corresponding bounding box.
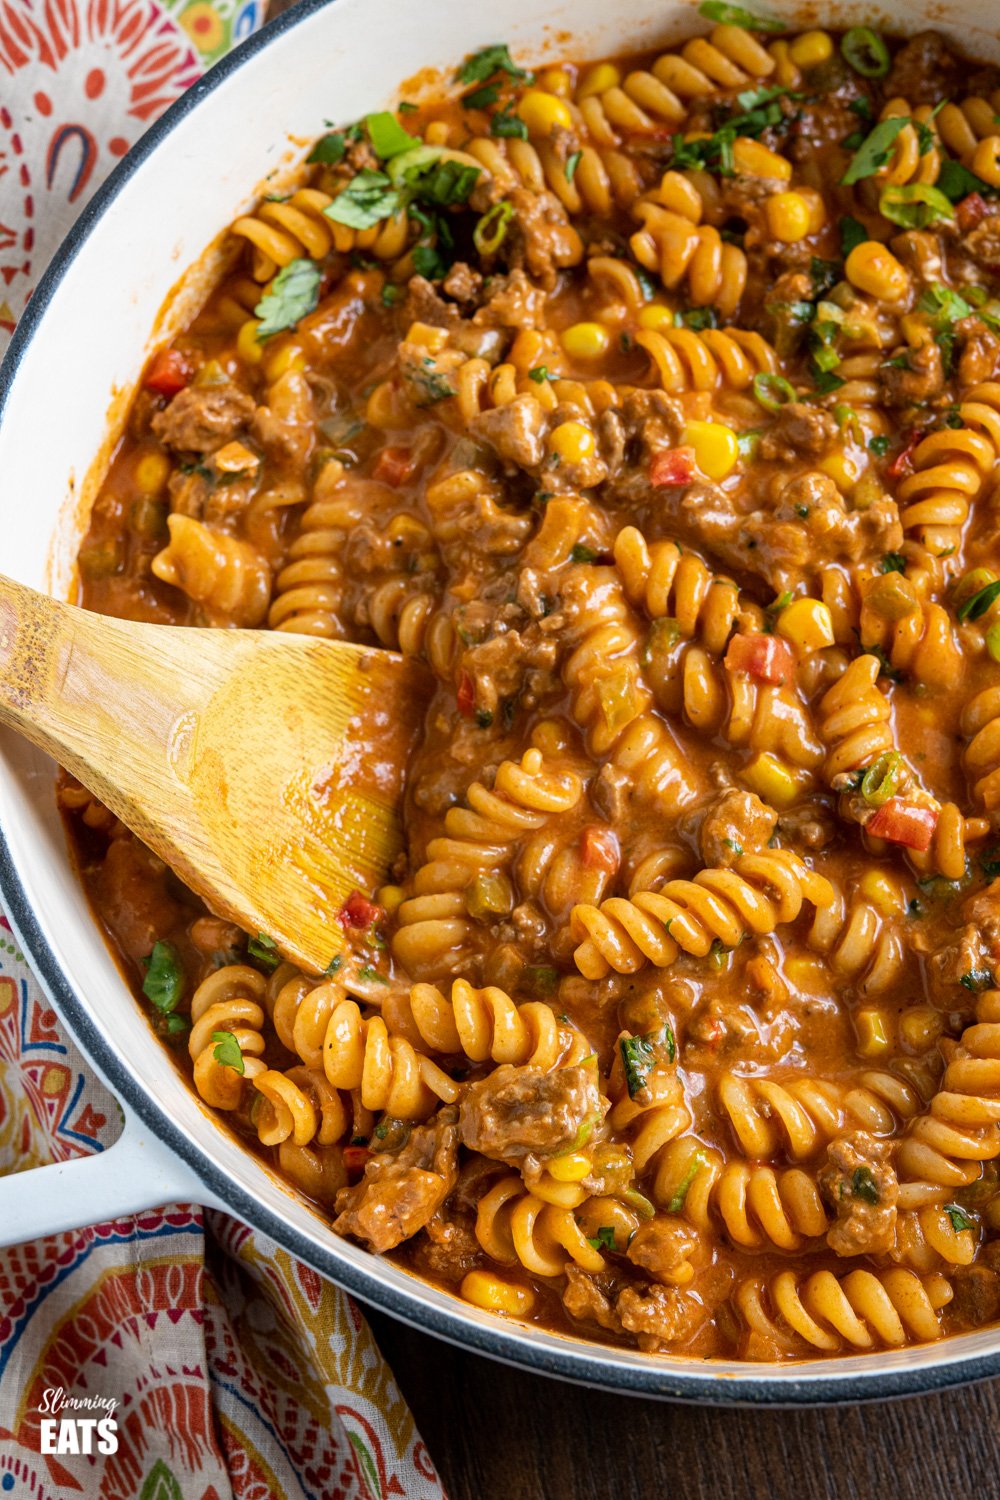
[142,940,184,1014]
[324,169,400,229]
[247,932,281,973]
[841,116,910,186]
[668,1151,706,1214]
[307,131,346,164]
[957,579,1000,623]
[839,214,868,258]
[841,27,890,77]
[698,0,785,31]
[457,43,532,85]
[365,111,419,159]
[852,1166,880,1204]
[211,1030,245,1075]
[254,258,321,340]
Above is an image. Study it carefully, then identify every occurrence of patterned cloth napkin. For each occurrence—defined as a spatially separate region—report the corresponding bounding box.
[0,5,446,1494]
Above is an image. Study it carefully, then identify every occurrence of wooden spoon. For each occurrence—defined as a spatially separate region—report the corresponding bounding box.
[0,575,431,972]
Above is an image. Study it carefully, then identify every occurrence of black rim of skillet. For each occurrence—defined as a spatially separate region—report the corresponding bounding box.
[2,0,1000,1406]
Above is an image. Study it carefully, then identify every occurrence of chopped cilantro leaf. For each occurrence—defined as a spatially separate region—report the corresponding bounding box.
[307,132,346,165]
[247,932,281,973]
[945,1204,974,1233]
[565,149,582,182]
[211,1030,245,1075]
[841,116,910,186]
[463,82,501,110]
[457,43,532,85]
[142,941,184,1013]
[839,213,868,257]
[570,543,599,563]
[254,258,321,341]
[528,365,549,383]
[852,1166,880,1204]
[324,169,400,229]
[937,159,995,203]
[587,1226,617,1252]
[880,550,905,571]
[490,103,528,139]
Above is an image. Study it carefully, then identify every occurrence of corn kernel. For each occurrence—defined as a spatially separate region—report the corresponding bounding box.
[845,241,909,302]
[536,65,572,97]
[377,884,406,916]
[562,321,611,359]
[517,89,573,136]
[576,61,621,100]
[899,1006,943,1053]
[858,869,907,918]
[550,420,596,463]
[784,956,829,993]
[548,1152,591,1182]
[236,318,264,364]
[856,1007,892,1058]
[788,29,834,67]
[777,598,835,652]
[406,320,449,352]
[638,305,676,331]
[461,1270,536,1317]
[732,138,793,181]
[264,343,305,381]
[766,191,813,243]
[800,188,826,234]
[972,135,1000,188]
[818,446,864,492]
[134,451,170,495]
[740,751,803,809]
[683,420,739,480]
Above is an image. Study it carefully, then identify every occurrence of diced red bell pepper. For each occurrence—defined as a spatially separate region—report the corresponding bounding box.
[339,890,384,929]
[866,798,938,853]
[886,428,924,480]
[342,1145,371,1175]
[580,826,621,875]
[144,348,191,398]
[457,671,475,718]
[724,632,795,685]
[649,445,697,488]
[957,193,990,233]
[373,446,416,487]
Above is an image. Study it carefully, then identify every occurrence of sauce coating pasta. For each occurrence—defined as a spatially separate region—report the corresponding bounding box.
[66,17,1000,1361]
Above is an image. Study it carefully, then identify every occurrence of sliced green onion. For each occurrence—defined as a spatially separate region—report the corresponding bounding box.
[597,669,638,735]
[473,199,513,255]
[833,403,864,443]
[464,871,514,920]
[958,578,1000,623]
[841,27,890,77]
[698,1,785,32]
[879,183,955,230]
[622,1187,656,1219]
[861,750,903,807]
[752,371,795,412]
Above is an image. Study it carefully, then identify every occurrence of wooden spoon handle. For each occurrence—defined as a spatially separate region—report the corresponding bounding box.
[0,573,189,814]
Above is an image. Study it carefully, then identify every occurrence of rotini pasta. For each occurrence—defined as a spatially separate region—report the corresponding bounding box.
[71,20,1000,1363]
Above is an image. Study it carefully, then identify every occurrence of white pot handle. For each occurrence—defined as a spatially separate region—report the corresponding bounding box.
[0,1096,226,1248]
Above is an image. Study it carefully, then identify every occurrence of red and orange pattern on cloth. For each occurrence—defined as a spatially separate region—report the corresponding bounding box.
[0,5,447,1494]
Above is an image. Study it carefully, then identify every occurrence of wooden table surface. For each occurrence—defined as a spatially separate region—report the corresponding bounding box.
[368,1308,1000,1500]
[257,3,1000,1489]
